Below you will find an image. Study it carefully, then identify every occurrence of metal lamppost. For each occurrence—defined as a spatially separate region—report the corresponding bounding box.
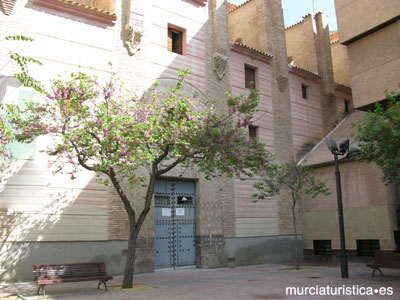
[325,137,351,279]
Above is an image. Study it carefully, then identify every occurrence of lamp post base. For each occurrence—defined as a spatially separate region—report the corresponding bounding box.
[340,253,349,278]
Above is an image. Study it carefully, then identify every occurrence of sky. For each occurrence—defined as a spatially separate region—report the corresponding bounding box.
[228,0,338,31]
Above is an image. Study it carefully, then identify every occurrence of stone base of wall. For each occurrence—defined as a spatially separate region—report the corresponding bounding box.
[0,240,154,283]
[303,249,390,264]
[124,236,155,273]
[2,235,306,282]
[196,234,225,268]
[224,235,303,267]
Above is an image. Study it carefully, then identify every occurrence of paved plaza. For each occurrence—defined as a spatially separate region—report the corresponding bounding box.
[1,262,399,300]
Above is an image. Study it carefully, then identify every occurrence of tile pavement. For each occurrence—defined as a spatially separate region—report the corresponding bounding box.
[1,263,399,300]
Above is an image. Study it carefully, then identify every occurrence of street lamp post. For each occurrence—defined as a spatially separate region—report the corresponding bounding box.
[325,137,350,279]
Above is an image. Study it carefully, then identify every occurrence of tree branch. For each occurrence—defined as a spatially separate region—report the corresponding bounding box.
[154,145,170,166]
[134,164,157,235]
[88,131,102,145]
[70,141,95,172]
[156,158,184,176]
[109,168,135,220]
[76,154,95,172]
[61,117,71,134]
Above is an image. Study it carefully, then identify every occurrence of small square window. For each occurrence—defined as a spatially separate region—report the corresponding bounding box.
[313,240,332,256]
[301,84,308,99]
[394,231,400,253]
[344,99,350,113]
[168,25,185,55]
[356,240,380,257]
[397,206,400,227]
[249,125,258,140]
[245,65,257,89]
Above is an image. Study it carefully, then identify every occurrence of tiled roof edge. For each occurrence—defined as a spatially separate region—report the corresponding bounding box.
[289,64,321,78]
[335,82,351,90]
[231,42,273,58]
[231,44,321,77]
[59,0,115,16]
[191,0,207,6]
[228,0,254,13]
[285,13,312,30]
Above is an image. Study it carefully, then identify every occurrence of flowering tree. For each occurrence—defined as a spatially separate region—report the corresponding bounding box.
[253,162,329,270]
[0,36,33,157]
[12,66,275,287]
[0,103,19,157]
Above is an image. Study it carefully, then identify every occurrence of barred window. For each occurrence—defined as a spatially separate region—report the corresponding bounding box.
[356,240,380,257]
[313,240,332,256]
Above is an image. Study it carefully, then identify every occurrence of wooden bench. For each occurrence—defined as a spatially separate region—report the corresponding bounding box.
[32,262,113,296]
[366,252,400,276]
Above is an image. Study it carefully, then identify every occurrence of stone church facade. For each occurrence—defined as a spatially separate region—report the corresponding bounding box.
[0,0,352,281]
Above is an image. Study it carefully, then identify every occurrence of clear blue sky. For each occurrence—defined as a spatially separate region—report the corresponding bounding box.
[228,0,337,31]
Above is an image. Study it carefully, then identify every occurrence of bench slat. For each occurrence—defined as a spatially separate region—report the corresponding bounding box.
[33,262,107,267]
[37,275,113,284]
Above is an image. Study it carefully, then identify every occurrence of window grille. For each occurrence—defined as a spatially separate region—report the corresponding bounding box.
[313,240,332,255]
[356,240,380,257]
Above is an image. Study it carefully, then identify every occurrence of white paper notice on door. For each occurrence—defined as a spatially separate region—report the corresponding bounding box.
[176,208,185,216]
[162,208,171,217]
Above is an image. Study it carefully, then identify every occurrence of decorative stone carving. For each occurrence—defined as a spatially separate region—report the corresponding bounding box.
[277,75,289,92]
[124,25,142,56]
[1,0,17,15]
[213,53,227,80]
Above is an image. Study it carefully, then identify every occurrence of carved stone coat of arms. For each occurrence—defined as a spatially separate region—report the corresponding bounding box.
[213,53,228,80]
[124,24,142,56]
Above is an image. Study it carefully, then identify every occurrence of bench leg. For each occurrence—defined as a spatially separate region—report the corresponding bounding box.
[372,267,383,277]
[37,284,46,297]
[97,280,109,291]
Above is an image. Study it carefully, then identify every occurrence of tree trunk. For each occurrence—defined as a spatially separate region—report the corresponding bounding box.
[118,169,156,289]
[107,159,159,289]
[291,194,299,270]
[122,218,138,288]
[121,196,153,288]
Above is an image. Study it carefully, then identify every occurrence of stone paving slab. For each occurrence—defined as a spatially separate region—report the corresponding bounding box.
[1,263,399,300]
